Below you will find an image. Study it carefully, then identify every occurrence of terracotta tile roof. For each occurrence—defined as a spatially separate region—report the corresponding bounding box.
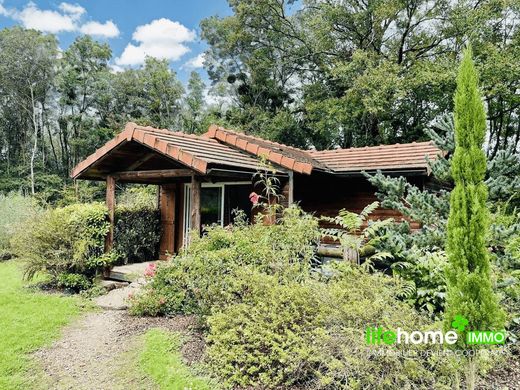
[308,141,441,173]
[71,123,263,179]
[72,122,442,180]
[205,125,328,174]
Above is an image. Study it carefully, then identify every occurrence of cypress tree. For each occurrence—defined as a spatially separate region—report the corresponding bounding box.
[444,47,505,388]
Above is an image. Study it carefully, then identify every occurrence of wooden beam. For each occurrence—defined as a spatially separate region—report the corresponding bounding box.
[113,169,193,180]
[105,175,116,252]
[126,152,156,171]
[190,175,201,235]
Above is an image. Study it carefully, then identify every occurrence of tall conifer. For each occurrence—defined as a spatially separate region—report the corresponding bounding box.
[445,47,505,389]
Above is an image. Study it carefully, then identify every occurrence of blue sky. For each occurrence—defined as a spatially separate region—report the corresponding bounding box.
[0,0,232,83]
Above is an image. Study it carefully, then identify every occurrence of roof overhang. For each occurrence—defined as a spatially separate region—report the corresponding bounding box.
[72,123,209,180]
[330,168,430,177]
[72,123,442,183]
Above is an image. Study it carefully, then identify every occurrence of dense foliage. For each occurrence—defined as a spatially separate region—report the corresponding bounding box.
[114,205,160,264]
[207,264,461,389]
[129,207,319,316]
[130,206,474,389]
[365,116,520,316]
[9,196,161,291]
[201,0,520,152]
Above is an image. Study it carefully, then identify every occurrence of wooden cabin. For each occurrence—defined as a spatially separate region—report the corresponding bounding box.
[71,122,441,260]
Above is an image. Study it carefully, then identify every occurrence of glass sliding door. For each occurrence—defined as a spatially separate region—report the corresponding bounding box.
[201,186,223,228]
[183,182,251,247]
[224,184,252,225]
[183,184,224,246]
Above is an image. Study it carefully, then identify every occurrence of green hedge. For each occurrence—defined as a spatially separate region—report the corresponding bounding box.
[12,201,160,291]
[0,193,41,253]
[114,205,161,264]
[13,203,113,284]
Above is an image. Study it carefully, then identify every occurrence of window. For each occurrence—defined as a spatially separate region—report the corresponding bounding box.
[183,182,252,246]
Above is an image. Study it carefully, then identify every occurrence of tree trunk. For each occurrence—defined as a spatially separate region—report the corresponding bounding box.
[465,355,477,390]
[29,86,38,195]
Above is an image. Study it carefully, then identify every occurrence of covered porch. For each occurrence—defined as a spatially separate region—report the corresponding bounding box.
[71,123,296,260]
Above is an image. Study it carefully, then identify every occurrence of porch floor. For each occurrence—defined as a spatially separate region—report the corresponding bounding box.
[107,261,159,282]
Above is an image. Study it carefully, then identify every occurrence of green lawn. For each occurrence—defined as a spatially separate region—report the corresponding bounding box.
[139,329,216,390]
[0,260,87,390]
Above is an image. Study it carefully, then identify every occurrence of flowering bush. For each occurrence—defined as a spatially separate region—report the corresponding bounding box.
[144,263,157,278]
[248,191,260,205]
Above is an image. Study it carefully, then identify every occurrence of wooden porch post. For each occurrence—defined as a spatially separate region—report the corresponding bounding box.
[287,171,294,205]
[159,184,176,259]
[105,175,116,252]
[190,175,201,234]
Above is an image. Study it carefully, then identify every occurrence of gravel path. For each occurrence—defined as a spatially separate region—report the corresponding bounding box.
[34,310,198,390]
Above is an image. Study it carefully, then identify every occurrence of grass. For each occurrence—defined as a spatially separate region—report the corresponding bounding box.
[0,260,88,390]
[139,329,216,390]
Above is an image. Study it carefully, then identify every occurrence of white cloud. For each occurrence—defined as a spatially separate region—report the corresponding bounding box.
[183,53,205,69]
[109,64,125,73]
[0,1,119,38]
[15,2,77,33]
[116,18,196,66]
[80,20,119,38]
[58,2,85,20]
[0,1,10,17]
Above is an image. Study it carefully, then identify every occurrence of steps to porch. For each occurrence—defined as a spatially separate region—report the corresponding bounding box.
[96,261,159,310]
[106,261,159,282]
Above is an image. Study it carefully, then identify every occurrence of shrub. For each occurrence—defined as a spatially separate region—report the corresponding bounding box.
[391,250,448,317]
[114,204,160,263]
[129,206,320,316]
[56,273,92,293]
[12,203,114,286]
[206,263,458,390]
[207,273,327,388]
[318,263,456,390]
[0,193,41,253]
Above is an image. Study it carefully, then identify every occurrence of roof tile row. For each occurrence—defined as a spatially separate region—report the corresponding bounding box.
[206,125,316,174]
[72,123,442,179]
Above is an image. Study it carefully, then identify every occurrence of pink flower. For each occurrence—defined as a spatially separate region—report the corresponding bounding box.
[144,263,157,278]
[128,292,134,299]
[159,297,166,305]
[249,192,260,205]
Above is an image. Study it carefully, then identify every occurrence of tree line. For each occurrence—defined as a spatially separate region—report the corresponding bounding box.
[0,28,210,198]
[201,0,519,151]
[0,0,519,202]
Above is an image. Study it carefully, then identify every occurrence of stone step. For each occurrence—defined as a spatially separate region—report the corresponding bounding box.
[107,270,135,283]
[99,279,129,292]
[95,278,146,311]
[106,261,158,282]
